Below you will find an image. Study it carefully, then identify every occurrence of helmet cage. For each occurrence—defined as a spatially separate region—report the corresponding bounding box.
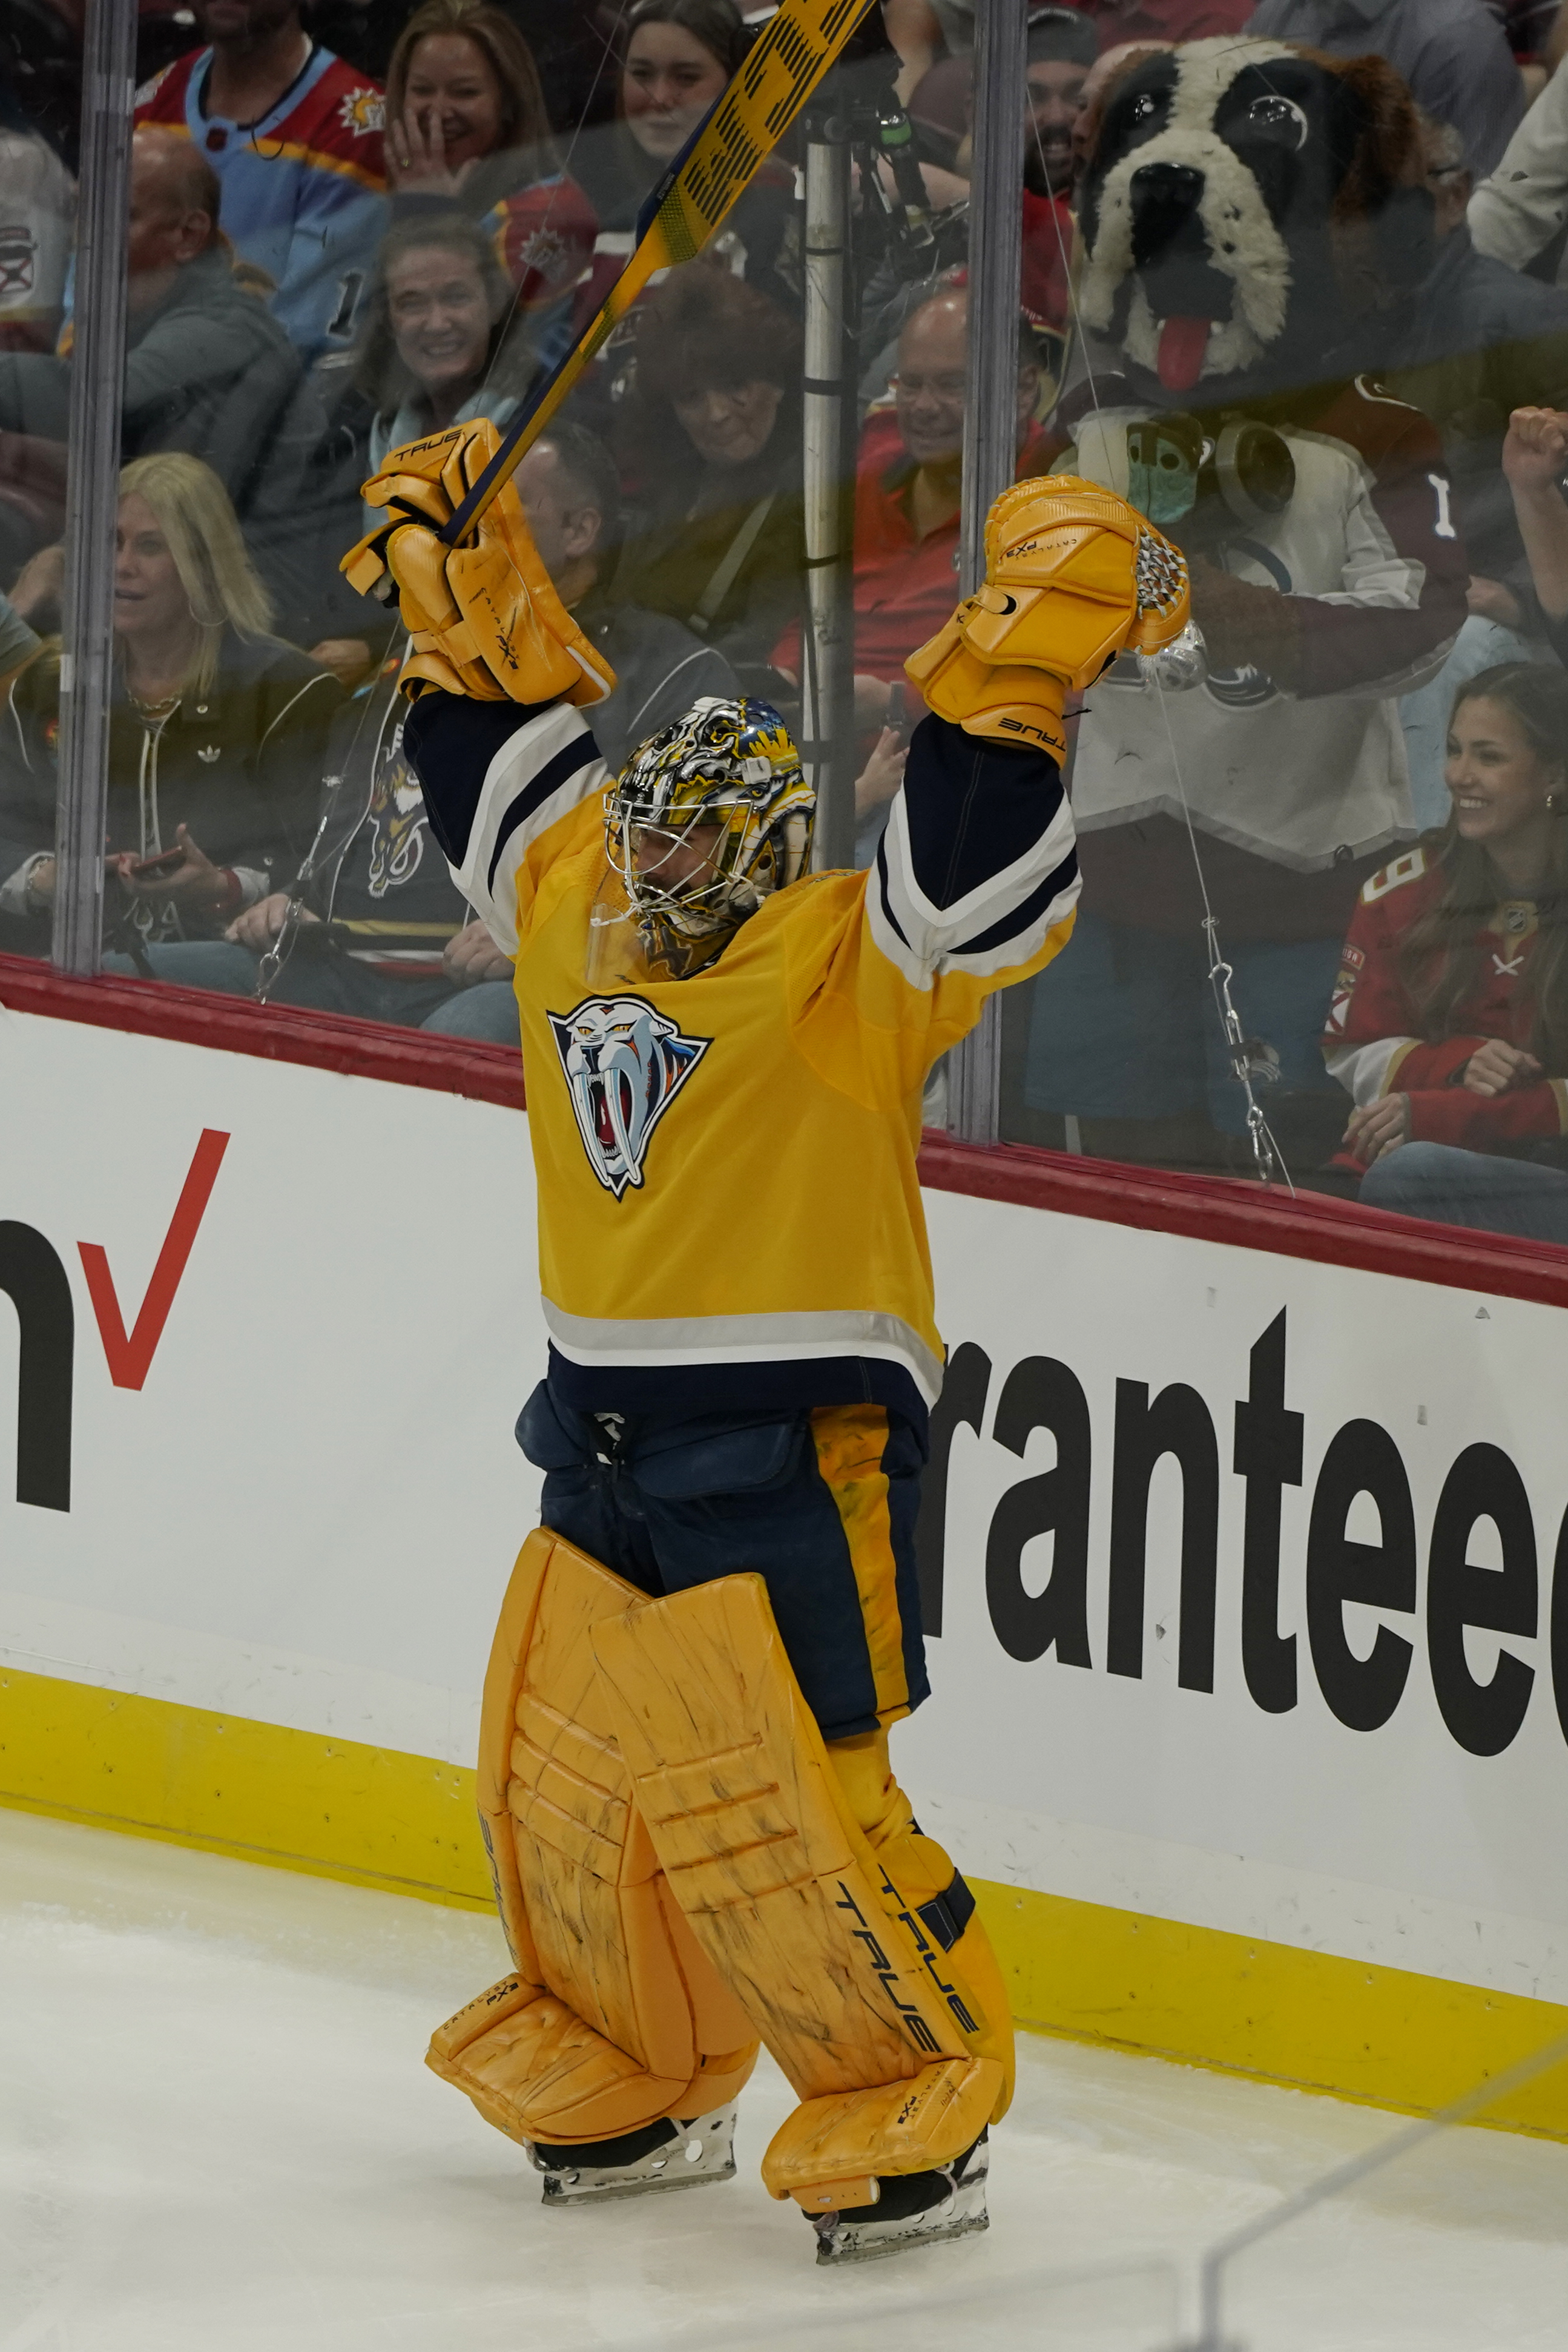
[604,698,814,978]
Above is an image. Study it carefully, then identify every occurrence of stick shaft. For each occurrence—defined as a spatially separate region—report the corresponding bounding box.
[436,0,872,545]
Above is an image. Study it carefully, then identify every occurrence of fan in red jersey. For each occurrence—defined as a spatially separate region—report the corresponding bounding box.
[1326,663,1568,1244]
[136,0,386,362]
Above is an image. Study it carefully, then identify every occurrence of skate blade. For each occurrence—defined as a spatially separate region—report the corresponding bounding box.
[542,2157,737,2209]
[814,2209,989,2267]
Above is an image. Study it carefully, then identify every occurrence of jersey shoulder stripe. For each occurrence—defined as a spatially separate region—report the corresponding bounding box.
[1361,845,1429,903]
[487,731,602,895]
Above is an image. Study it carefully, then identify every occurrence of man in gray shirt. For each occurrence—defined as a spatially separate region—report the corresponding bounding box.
[1245,0,1526,180]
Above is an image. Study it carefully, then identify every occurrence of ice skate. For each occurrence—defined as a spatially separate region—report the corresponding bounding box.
[527,2106,739,2207]
[806,2131,990,2266]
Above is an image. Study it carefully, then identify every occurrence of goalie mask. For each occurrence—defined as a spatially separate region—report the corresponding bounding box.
[604,697,814,980]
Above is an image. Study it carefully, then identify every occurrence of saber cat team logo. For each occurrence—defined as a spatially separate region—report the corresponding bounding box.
[547,996,708,1199]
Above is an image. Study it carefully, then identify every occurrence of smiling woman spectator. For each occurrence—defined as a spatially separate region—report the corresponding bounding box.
[383,0,596,369]
[0,452,338,961]
[1326,664,1568,1244]
[306,214,541,688]
[611,262,805,684]
[575,0,796,310]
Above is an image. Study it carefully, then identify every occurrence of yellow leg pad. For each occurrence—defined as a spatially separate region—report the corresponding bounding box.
[828,1730,1016,2115]
[428,1528,759,2146]
[765,2057,1001,2204]
[591,1573,1005,2186]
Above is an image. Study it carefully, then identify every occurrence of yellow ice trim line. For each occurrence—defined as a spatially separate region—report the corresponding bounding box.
[4,1662,1567,2136]
[0,1665,492,1912]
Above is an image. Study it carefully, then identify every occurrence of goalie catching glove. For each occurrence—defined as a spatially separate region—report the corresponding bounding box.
[341,417,616,708]
[905,477,1197,760]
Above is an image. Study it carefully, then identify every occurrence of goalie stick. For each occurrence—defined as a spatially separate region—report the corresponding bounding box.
[430,0,876,549]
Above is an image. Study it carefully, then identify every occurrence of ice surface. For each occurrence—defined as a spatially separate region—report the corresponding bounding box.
[2,1808,1566,2352]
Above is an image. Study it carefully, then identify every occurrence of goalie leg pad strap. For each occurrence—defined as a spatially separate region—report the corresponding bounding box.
[590,1572,1007,2195]
[426,1529,759,2146]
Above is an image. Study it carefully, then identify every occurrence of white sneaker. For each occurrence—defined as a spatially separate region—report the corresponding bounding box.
[527,2106,739,2206]
[809,2130,989,2265]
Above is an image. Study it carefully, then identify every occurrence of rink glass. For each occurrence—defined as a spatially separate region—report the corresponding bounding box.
[1,4,1566,1259]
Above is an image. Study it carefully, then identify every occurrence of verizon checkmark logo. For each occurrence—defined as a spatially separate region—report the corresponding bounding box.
[78,1129,229,1391]
[2,1129,231,1513]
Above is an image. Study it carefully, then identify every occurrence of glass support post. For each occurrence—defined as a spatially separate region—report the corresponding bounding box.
[50,0,137,977]
[801,117,857,874]
[946,0,1027,1145]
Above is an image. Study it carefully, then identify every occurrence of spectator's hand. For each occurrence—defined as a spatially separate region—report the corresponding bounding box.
[386,105,475,197]
[1466,576,1524,629]
[8,542,65,626]
[854,674,894,735]
[22,854,127,909]
[1344,1094,1411,1166]
[855,726,908,820]
[225,890,318,952]
[443,918,512,986]
[1503,407,1568,498]
[309,637,375,691]
[1463,1038,1541,1096]
[114,825,229,916]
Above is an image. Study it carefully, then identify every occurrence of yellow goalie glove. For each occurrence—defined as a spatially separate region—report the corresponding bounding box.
[904,476,1194,760]
[341,417,617,708]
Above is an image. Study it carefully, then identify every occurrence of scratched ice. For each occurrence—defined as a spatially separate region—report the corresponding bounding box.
[4,1808,1567,2352]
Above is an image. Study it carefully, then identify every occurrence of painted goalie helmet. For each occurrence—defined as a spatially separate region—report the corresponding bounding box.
[605,696,815,978]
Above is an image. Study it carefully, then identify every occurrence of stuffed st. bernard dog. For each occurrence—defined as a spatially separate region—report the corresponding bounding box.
[1027,39,1471,1155]
[1079,36,1435,400]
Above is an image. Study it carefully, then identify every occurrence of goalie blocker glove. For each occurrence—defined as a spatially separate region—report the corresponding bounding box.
[904,476,1199,760]
[341,417,617,710]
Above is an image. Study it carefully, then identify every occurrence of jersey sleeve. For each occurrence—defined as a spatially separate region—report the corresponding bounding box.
[400,690,607,954]
[1405,1079,1568,1150]
[792,714,1078,1098]
[1290,396,1470,702]
[1322,867,1429,1103]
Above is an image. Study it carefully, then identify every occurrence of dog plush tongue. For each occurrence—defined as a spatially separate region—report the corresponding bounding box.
[1157,316,1210,392]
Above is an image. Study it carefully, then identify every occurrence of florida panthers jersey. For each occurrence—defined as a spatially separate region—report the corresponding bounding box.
[136,45,386,359]
[403,697,1078,1429]
[1323,844,1568,1149]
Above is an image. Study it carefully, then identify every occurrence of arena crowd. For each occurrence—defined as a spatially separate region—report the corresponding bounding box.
[5,0,1568,1245]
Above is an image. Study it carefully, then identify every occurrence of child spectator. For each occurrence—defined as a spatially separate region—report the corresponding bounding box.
[1328,662,1568,1243]
[0,452,340,961]
[135,0,386,362]
[383,0,596,374]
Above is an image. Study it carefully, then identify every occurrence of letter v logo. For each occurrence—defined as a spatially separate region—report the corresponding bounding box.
[77,1130,230,1391]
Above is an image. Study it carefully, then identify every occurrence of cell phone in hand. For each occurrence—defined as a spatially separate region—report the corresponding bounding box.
[127,845,186,878]
[885,682,915,747]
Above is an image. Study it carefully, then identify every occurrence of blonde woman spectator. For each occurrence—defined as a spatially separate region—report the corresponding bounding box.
[0,453,339,960]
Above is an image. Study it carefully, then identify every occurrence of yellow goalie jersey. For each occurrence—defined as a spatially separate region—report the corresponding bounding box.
[401,693,1079,1428]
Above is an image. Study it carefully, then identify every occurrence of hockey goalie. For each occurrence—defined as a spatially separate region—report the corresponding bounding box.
[344,419,1191,2265]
